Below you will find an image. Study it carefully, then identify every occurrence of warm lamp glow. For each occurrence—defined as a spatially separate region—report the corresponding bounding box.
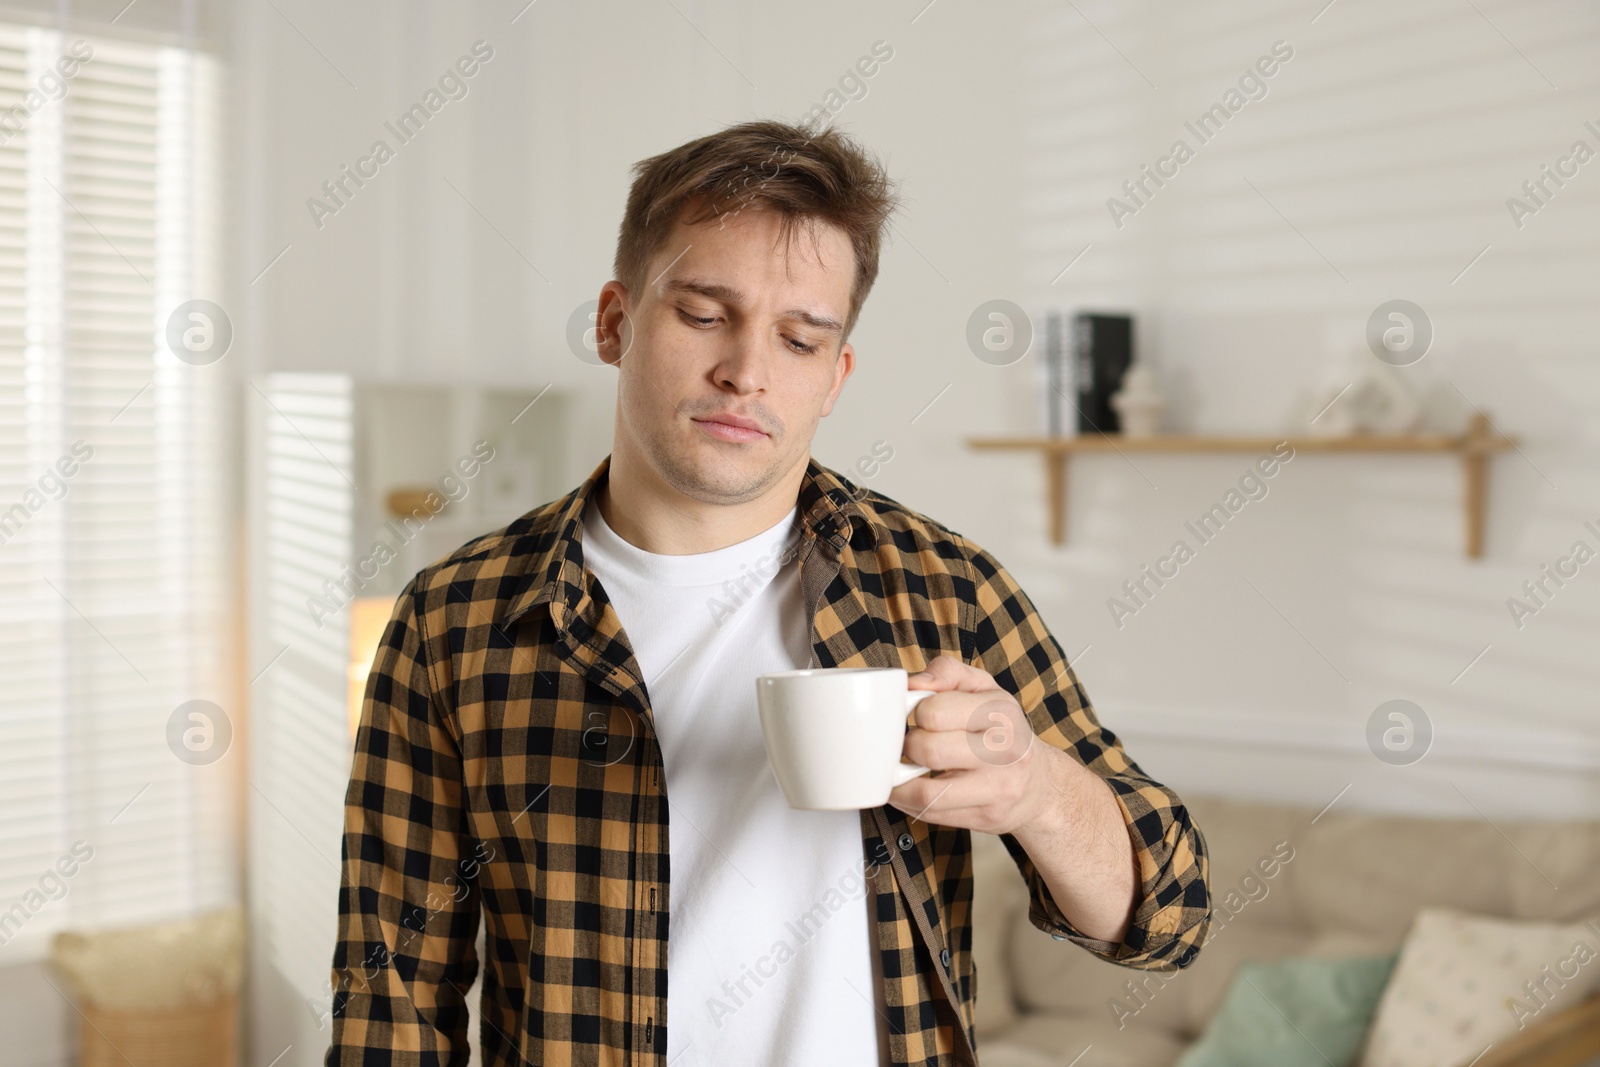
[348,596,398,739]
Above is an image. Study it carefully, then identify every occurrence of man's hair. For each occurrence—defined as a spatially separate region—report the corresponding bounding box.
[613,119,899,342]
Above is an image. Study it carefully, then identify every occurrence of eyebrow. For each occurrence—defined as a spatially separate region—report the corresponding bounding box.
[661,277,844,336]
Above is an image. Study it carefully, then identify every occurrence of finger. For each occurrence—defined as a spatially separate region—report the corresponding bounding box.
[887,771,986,820]
[909,654,998,694]
[902,726,984,771]
[912,691,1020,736]
[906,690,977,731]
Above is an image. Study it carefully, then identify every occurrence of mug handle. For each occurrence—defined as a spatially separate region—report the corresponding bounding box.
[892,688,936,787]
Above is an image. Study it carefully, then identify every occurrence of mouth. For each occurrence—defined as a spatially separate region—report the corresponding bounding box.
[692,416,767,444]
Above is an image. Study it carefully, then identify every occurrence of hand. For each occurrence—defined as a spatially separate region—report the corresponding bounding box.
[888,654,1067,835]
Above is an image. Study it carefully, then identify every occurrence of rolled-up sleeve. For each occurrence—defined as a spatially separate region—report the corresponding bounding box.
[326,574,482,1065]
[957,534,1212,971]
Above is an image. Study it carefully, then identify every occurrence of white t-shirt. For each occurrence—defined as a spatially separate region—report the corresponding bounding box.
[580,497,883,1067]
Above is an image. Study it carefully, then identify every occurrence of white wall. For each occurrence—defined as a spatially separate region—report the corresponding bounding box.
[994,0,1600,820]
[231,0,1600,1063]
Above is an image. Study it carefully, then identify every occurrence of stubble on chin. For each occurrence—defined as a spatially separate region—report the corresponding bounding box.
[642,414,798,505]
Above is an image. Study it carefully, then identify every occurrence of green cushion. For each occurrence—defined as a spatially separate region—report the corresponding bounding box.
[1175,954,1398,1067]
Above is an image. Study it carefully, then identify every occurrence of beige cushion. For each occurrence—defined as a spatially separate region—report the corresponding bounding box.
[984,794,1600,1067]
[1289,810,1512,941]
[1357,907,1600,1067]
[1302,929,1403,959]
[1183,796,1303,931]
[1506,819,1600,922]
[980,1011,1187,1067]
[1007,910,1193,1035]
[1005,795,1310,1036]
[972,1045,1061,1067]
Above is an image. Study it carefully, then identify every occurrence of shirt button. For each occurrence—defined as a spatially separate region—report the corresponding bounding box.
[939,948,951,969]
[897,833,914,852]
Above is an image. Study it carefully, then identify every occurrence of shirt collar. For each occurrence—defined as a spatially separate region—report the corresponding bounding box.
[502,452,878,632]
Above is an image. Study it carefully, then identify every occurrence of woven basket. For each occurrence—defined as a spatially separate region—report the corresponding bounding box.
[77,993,237,1067]
[49,906,244,1067]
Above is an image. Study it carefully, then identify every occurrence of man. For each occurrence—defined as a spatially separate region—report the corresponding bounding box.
[327,119,1210,1067]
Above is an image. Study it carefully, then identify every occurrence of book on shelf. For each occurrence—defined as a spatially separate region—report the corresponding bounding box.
[1072,311,1133,435]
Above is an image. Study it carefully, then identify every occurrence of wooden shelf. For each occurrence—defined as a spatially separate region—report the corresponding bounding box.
[967,413,1517,558]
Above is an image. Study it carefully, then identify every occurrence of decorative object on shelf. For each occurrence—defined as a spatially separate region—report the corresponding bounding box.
[1036,309,1073,437]
[1295,348,1422,437]
[967,413,1516,558]
[1110,363,1166,438]
[1299,348,1427,435]
[1411,378,1475,435]
[1072,312,1133,434]
[1346,360,1421,434]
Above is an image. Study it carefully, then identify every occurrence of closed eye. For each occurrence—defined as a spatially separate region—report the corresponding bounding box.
[678,308,822,355]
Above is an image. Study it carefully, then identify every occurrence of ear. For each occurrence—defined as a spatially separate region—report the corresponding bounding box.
[818,342,855,417]
[595,281,633,367]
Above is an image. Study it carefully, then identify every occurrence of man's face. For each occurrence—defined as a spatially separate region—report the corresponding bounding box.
[595,202,856,506]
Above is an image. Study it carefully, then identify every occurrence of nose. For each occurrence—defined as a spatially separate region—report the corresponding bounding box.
[711,326,766,394]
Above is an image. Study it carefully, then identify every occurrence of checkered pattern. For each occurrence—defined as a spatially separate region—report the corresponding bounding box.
[326,453,1212,1066]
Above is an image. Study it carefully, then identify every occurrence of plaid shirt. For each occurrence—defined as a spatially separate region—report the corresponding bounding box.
[326,453,1211,1066]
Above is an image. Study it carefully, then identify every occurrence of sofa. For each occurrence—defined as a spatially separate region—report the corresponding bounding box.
[971,794,1600,1067]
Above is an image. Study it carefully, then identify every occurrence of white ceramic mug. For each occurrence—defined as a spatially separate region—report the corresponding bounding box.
[756,667,935,810]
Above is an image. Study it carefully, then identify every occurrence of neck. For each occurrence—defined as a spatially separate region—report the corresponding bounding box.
[597,447,807,556]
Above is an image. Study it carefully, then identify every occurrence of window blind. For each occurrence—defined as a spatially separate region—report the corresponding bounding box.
[0,0,225,53]
[257,371,355,1002]
[0,21,230,962]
